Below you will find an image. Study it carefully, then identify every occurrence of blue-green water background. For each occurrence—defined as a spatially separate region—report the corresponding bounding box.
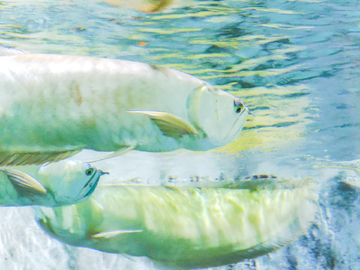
[1,0,360,269]
[2,0,360,162]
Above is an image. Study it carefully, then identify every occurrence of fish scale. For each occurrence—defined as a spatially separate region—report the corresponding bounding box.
[0,53,248,165]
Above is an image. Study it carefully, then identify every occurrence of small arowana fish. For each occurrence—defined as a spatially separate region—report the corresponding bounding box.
[35,177,318,269]
[0,159,105,207]
[0,51,248,166]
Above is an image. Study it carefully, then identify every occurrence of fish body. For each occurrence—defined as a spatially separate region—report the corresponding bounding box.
[0,159,104,206]
[36,178,318,269]
[0,53,248,165]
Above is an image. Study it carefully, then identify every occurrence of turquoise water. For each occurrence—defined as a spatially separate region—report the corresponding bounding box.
[2,0,359,162]
[1,0,360,269]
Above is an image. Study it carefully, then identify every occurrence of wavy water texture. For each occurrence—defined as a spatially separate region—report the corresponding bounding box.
[1,0,360,269]
[0,0,320,153]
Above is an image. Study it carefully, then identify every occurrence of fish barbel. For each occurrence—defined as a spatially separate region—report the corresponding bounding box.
[35,177,318,269]
[0,53,248,165]
[0,159,105,206]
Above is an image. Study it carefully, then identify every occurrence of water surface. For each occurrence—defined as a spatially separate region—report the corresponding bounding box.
[0,0,360,269]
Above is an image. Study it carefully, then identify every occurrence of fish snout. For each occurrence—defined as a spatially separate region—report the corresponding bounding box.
[234,98,246,114]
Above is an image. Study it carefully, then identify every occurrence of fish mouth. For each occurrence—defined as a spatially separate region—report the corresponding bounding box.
[84,182,98,198]
[219,106,249,141]
[82,170,106,198]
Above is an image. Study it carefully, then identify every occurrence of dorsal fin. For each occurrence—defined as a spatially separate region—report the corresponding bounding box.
[220,177,311,191]
[0,149,82,166]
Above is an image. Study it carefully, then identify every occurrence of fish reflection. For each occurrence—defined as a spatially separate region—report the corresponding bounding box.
[0,159,105,207]
[35,177,318,269]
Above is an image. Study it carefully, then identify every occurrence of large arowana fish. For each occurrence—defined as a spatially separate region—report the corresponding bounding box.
[0,159,105,207]
[0,52,248,166]
[35,176,318,269]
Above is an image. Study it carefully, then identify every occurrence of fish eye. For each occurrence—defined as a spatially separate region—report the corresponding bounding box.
[234,98,244,113]
[85,168,94,176]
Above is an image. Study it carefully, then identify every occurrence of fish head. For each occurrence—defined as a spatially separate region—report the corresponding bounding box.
[38,159,105,206]
[187,84,248,148]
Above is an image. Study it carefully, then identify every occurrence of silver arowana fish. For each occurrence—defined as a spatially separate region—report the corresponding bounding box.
[0,51,248,166]
[35,177,319,269]
[0,159,105,207]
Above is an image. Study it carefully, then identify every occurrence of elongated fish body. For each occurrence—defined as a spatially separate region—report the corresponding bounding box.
[35,178,318,269]
[0,159,104,206]
[0,53,248,165]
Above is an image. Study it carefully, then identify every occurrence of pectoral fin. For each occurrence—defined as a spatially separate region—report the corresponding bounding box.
[128,110,198,138]
[92,229,144,239]
[1,168,47,198]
